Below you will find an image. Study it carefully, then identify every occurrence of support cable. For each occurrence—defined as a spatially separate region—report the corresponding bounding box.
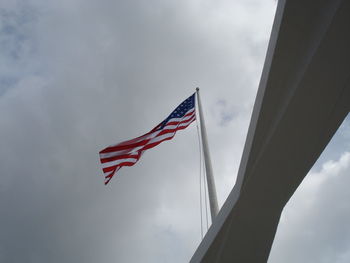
[203,161,209,230]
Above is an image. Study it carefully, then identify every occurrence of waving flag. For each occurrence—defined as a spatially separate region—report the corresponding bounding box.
[99,93,196,185]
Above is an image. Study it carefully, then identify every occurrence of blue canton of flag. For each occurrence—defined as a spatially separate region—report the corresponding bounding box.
[158,93,195,130]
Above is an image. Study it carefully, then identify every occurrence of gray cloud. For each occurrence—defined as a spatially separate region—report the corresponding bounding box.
[0,0,279,262]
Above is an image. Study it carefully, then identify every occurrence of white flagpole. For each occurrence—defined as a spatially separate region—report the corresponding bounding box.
[196,87,219,222]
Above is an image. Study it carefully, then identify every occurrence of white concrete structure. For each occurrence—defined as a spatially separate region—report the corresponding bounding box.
[190,0,350,262]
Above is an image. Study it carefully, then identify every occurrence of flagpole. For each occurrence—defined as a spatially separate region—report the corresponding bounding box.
[196,87,219,222]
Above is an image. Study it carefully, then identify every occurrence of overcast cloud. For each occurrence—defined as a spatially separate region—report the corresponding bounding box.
[1,0,349,262]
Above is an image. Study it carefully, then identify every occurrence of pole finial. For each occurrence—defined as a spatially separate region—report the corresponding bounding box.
[196,87,200,92]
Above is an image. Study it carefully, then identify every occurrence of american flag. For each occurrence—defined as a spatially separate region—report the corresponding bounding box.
[99,93,196,185]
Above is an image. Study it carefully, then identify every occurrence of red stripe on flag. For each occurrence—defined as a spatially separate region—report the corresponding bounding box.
[100,153,140,164]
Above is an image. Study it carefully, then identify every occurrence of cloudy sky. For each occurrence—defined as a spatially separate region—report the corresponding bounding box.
[1,0,349,262]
